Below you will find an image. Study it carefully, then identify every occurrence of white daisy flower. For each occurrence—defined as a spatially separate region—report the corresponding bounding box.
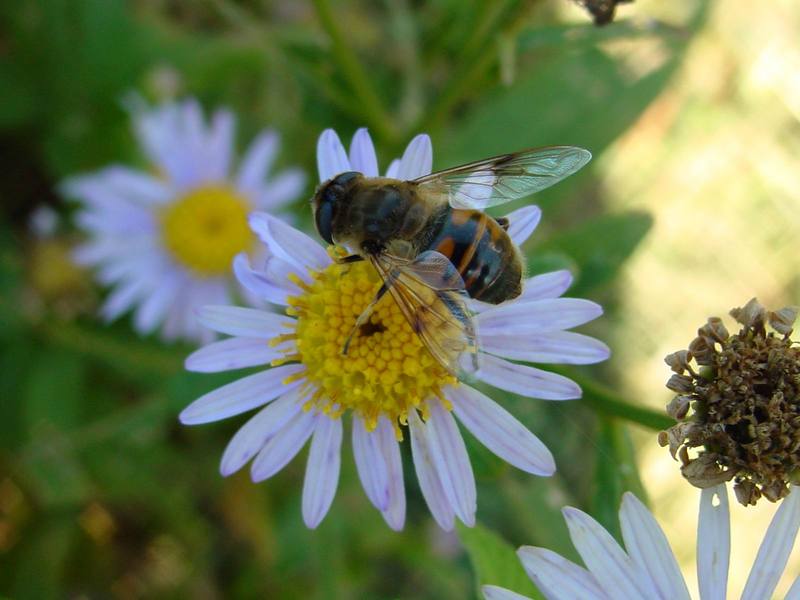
[482,485,800,600]
[62,98,306,342]
[180,128,609,530]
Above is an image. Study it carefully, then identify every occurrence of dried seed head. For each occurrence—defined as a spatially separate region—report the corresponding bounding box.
[661,298,800,506]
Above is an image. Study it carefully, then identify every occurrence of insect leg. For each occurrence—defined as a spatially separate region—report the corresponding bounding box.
[334,254,364,264]
[341,271,398,355]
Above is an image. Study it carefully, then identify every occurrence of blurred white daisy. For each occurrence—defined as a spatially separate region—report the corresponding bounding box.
[180,128,609,529]
[482,485,800,600]
[62,99,306,342]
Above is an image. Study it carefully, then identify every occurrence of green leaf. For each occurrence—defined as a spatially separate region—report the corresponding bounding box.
[459,521,542,599]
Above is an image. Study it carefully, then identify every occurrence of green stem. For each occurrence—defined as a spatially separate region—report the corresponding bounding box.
[311,0,397,142]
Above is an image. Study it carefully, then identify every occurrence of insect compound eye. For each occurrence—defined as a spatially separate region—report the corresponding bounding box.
[315,191,336,244]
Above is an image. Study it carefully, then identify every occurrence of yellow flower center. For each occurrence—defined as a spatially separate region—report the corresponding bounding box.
[160,186,253,276]
[276,259,457,436]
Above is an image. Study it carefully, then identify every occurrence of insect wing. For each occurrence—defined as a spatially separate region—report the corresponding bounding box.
[370,252,479,376]
[413,146,591,210]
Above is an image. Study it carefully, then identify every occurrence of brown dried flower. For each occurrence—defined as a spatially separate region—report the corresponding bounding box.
[659,298,800,506]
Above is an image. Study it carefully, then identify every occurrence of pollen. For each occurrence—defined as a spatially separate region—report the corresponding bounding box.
[160,186,253,276]
[280,259,457,437]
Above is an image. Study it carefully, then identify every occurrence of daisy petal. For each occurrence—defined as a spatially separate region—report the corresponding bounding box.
[448,385,555,476]
[237,130,279,192]
[476,354,581,400]
[506,205,542,247]
[233,252,294,306]
[257,168,307,210]
[348,128,379,177]
[376,415,406,530]
[479,331,610,365]
[206,108,235,180]
[481,585,532,600]
[425,398,476,526]
[477,298,603,337]
[786,576,800,600]
[195,305,292,338]
[179,363,304,424]
[352,415,391,512]
[248,212,330,272]
[133,276,179,334]
[250,410,317,482]
[185,337,284,373]
[100,276,152,321]
[697,485,730,600]
[219,389,303,476]
[408,410,455,531]
[395,134,433,180]
[562,506,654,599]
[517,546,607,600]
[619,493,690,600]
[317,129,351,181]
[302,416,343,528]
[520,270,574,301]
[385,158,401,178]
[741,489,800,600]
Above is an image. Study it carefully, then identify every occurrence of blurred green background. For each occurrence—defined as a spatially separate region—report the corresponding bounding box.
[1,0,798,598]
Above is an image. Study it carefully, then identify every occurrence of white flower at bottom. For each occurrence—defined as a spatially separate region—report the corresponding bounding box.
[483,486,800,600]
[62,98,306,342]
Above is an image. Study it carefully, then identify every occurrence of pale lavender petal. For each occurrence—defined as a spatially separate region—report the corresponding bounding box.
[786,576,800,600]
[741,489,800,600]
[395,134,433,180]
[425,398,476,526]
[376,416,406,530]
[233,252,295,306]
[63,166,173,207]
[185,337,286,373]
[385,158,401,178]
[317,129,350,182]
[697,485,730,600]
[563,507,654,599]
[517,546,607,600]
[479,331,610,365]
[250,410,317,482]
[248,212,330,272]
[256,168,307,211]
[477,298,603,337]
[448,385,555,476]
[482,585,532,600]
[205,108,235,180]
[476,354,581,400]
[408,410,455,531]
[302,416,343,528]
[100,276,152,322]
[506,205,542,247]
[520,270,574,301]
[352,414,390,511]
[619,493,690,600]
[133,276,180,334]
[237,130,280,192]
[219,388,303,476]
[195,305,292,338]
[348,128,379,177]
[179,364,304,424]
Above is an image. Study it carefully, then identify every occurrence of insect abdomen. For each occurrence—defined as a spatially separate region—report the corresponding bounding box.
[424,209,522,304]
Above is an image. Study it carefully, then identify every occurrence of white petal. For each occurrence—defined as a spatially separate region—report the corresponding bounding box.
[517,546,607,600]
[195,305,292,338]
[697,485,730,600]
[477,298,603,337]
[476,354,581,400]
[219,389,303,475]
[233,252,294,306]
[352,415,391,511]
[248,212,330,272]
[520,270,574,301]
[250,410,317,482]
[481,585,532,600]
[619,493,689,600]
[408,409,455,530]
[256,168,307,210]
[425,398,476,526]
[179,364,304,424]
[395,134,433,180]
[348,128,379,177]
[562,507,654,599]
[741,489,800,600]
[302,416,343,528]
[385,158,401,178]
[480,331,610,365]
[317,128,350,181]
[448,385,555,476]
[205,108,235,180]
[185,337,285,373]
[133,277,180,334]
[786,575,800,600]
[377,416,406,530]
[100,276,152,322]
[506,205,542,247]
[237,130,279,192]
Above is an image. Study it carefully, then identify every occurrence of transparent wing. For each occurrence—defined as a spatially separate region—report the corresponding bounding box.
[412,146,591,210]
[370,252,479,376]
